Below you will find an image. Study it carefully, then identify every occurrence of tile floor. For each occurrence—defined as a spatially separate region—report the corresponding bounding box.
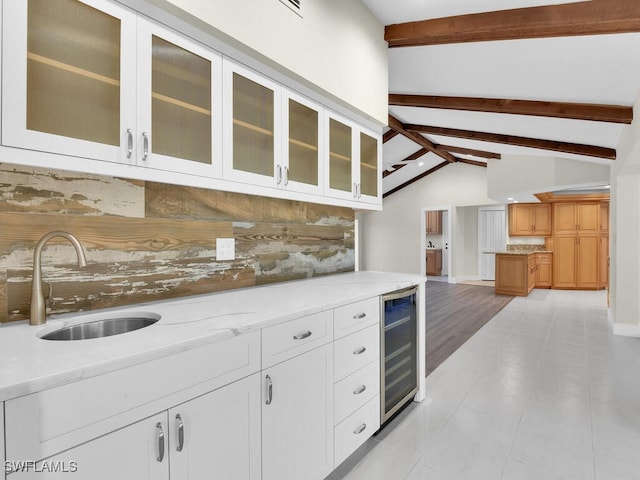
[328,289,640,480]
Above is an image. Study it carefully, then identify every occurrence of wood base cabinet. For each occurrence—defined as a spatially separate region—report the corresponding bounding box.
[535,253,552,288]
[495,254,535,296]
[426,249,442,276]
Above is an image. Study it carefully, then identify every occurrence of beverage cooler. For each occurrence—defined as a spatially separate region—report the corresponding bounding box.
[380,286,419,424]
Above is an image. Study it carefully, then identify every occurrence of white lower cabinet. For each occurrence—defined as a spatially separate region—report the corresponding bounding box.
[169,373,261,480]
[262,343,334,480]
[7,374,261,479]
[8,411,169,479]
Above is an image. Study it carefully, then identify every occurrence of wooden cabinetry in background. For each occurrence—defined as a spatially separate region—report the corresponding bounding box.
[552,202,604,289]
[535,253,553,288]
[426,249,442,276]
[508,203,551,236]
[495,253,535,296]
[426,210,442,234]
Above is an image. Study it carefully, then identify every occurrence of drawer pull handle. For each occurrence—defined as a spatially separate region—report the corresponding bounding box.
[353,312,367,319]
[156,422,165,462]
[353,423,367,435]
[265,374,273,405]
[353,385,367,395]
[353,346,367,355]
[293,330,312,340]
[176,414,184,452]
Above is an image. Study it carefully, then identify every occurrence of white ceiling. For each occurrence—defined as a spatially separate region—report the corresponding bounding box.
[361,0,640,195]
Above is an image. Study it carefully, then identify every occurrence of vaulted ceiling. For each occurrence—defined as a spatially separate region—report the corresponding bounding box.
[360,0,640,196]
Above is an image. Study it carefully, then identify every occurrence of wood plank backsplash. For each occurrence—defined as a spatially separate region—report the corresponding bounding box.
[0,164,355,323]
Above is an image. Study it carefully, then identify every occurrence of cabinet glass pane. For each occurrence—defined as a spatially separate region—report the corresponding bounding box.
[232,73,274,176]
[360,132,378,197]
[152,36,211,164]
[329,118,352,192]
[288,99,318,186]
[27,0,120,145]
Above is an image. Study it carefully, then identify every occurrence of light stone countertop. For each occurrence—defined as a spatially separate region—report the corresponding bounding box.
[0,271,425,401]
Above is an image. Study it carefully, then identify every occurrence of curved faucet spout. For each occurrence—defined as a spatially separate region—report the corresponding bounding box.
[30,231,87,326]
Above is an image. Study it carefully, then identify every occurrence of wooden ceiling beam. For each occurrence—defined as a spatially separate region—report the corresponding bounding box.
[456,158,487,168]
[385,0,640,47]
[437,144,501,160]
[383,129,399,143]
[405,124,616,160]
[389,94,633,124]
[384,161,450,197]
[388,115,456,163]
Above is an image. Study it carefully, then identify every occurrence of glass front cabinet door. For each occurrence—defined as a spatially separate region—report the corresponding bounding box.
[222,59,282,188]
[137,19,222,177]
[281,89,323,195]
[2,0,137,164]
[325,112,381,204]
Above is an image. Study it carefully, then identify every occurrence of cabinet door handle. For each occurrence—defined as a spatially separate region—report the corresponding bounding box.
[156,422,165,462]
[293,330,312,340]
[175,414,184,452]
[353,385,367,395]
[126,128,133,159]
[353,312,367,319]
[353,423,367,435]
[353,346,367,355]
[276,164,282,185]
[265,374,273,405]
[142,132,149,161]
[283,166,289,186]
[353,183,358,198]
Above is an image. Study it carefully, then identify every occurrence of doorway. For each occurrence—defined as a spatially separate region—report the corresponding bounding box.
[422,206,452,282]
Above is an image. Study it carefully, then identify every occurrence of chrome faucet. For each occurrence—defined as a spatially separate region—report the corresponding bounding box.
[30,231,87,326]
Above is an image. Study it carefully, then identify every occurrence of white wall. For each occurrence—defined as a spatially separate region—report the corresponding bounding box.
[454,206,480,280]
[148,0,388,125]
[610,89,640,335]
[488,155,610,203]
[360,163,498,276]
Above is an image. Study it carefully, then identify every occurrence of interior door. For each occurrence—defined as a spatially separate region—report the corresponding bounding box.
[479,208,506,280]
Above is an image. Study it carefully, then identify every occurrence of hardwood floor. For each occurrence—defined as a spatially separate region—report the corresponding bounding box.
[426,281,513,376]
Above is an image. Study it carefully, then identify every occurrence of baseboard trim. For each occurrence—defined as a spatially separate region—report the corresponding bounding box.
[613,322,640,338]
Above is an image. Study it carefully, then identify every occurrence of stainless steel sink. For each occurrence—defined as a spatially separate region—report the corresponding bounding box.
[40,314,160,341]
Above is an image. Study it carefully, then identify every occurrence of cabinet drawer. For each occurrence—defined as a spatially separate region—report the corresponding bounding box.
[334,324,379,381]
[5,331,260,462]
[334,362,379,425]
[262,310,333,368]
[536,253,552,264]
[334,297,379,339]
[334,395,380,467]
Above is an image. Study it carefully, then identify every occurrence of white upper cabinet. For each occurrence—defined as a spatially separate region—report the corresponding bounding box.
[136,19,222,177]
[2,0,137,164]
[1,0,381,209]
[357,126,382,204]
[324,112,381,205]
[281,89,324,195]
[3,0,223,177]
[222,58,282,188]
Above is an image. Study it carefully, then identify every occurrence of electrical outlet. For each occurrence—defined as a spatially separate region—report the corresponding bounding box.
[216,238,235,261]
